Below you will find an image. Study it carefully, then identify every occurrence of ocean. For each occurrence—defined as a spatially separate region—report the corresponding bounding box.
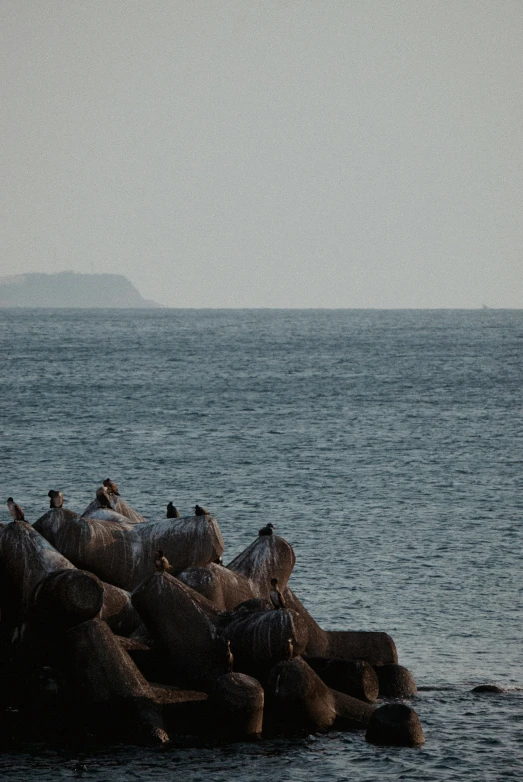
[0,308,522,780]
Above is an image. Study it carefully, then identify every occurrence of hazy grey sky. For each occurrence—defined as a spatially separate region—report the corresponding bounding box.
[1,1,521,307]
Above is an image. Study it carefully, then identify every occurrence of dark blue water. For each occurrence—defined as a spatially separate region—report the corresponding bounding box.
[1,309,522,779]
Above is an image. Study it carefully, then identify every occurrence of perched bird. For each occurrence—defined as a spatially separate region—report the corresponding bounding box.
[103,479,120,496]
[194,504,210,517]
[154,549,172,572]
[213,556,223,566]
[48,490,64,509]
[270,578,286,610]
[218,636,234,673]
[7,497,25,521]
[95,486,113,509]
[166,502,180,519]
[258,523,274,536]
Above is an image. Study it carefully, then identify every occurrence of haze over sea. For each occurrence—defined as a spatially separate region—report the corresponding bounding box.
[1,308,522,780]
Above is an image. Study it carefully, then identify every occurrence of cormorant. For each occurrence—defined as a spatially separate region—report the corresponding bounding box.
[166,502,180,518]
[48,490,64,509]
[154,549,172,572]
[7,497,25,521]
[194,504,210,516]
[270,578,286,610]
[103,479,120,496]
[258,523,274,536]
[96,486,113,509]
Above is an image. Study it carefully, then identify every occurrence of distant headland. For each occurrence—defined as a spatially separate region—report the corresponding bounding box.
[0,271,161,309]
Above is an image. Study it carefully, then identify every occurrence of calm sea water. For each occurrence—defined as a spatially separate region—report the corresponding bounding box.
[0,309,522,780]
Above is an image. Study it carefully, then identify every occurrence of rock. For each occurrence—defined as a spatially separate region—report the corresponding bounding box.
[472,684,505,693]
[375,664,417,698]
[365,703,425,746]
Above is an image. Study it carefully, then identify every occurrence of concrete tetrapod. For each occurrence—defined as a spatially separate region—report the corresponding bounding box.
[65,617,169,745]
[374,663,418,698]
[221,607,308,680]
[305,657,379,703]
[265,657,374,736]
[227,533,296,596]
[0,520,142,637]
[82,495,147,524]
[34,509,224,591]
[365,703,425,747]
[131,571,230,691]
[207,673,264,741]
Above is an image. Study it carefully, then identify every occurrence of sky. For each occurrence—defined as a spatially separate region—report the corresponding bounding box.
[1,0,521,308]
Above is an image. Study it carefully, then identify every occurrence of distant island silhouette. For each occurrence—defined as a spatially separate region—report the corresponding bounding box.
[0,271,160,308]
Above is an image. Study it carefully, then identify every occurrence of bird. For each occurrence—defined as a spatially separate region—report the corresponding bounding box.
[7,497,25,521]
[218,636,234,673]
[258,523,274,536]
[194,504,210,516]
[283,638,294,660]
[96,486,113,509]
[48,490,64,509]
[166,502,180,518]
[270,578,286,610]
[154,549,172,572]
[103,479,119,496]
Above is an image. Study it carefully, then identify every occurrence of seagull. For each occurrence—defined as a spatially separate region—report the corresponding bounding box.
[258,523,274,536]
[96,486,113,509]
[48,490,64,509]
[166,502,180,518]
[7,497,25,521]
[154,549,172,572]
[103,479,120,496]
[270,578,286,610]
[194,504,210,516]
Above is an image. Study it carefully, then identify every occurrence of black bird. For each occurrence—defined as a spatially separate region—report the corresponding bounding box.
[166,502,180,518]
[7,497,24,521]
[154,549,172,572]
[270,578,286,610]
[194,504,210,517]
[96,486,113,509]
[48,490,64,509]
[103,479,120,496]
[258,523,274,536]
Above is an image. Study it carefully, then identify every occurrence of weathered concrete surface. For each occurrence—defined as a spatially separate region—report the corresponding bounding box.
[33,569,104,629]
[65,618,169,744]
[0,521,74,614]
[366,703,425,746]
[265,658,374,736]
[177,563,254,610]
[223,608,308,676]
[131,571,229,691]
[227,534,296,596]
[34,510,224,591]
[207,673,264,740]
[0,521,141,636]
[265,657,336,734]
[305,658,379,703]
[283,587,329,656]
[374,663,417,698]
[326,630,398,665]
[83,496,146,524]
